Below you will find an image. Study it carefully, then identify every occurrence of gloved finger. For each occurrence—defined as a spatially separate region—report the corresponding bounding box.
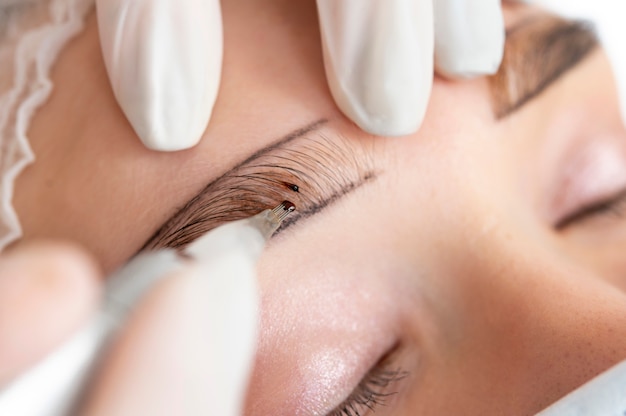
[316,0,434,137]
[82,254,259,416]
[0,242,100,387]
[434,0,505,78]
[96,0,222,151]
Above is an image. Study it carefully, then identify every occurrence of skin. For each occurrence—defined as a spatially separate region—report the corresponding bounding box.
[5,1,626,415]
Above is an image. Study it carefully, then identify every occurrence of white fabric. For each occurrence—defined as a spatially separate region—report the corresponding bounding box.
[0,0,93,252]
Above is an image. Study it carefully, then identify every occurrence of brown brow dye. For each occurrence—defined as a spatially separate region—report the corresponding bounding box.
[283,182,300,193]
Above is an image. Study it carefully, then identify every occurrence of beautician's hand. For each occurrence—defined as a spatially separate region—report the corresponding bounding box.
[95,0,506,151]
[0,242,256,415]
[0,243,100,387]
[316,0,505,136]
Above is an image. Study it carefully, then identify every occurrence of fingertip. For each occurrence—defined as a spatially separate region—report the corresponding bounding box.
[133,113,208,152]
[0,240,101,298]
[340,88,430,137]
[0,241,102,386]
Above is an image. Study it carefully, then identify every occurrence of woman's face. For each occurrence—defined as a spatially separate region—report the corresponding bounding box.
[12,1,626,414]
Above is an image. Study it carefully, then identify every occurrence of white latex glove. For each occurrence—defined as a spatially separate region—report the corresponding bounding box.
[96,0,222,151]
[95,0,506,151]
[317,0,505,136]
[529,0,626,127]
[0,242,257,416]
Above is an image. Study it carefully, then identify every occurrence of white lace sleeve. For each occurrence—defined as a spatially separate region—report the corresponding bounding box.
[0,0,94,251]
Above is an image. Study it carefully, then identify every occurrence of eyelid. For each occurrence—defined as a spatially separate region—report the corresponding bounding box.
[555,188,626,230]
[550,139,626,228]
[327,345,407,416]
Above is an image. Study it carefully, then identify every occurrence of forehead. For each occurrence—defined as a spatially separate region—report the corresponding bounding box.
[14,3,491,270]
[13,3,600,272]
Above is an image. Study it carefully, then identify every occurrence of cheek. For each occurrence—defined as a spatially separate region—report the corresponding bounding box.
[247,211,407,414]
[413,231,626,414]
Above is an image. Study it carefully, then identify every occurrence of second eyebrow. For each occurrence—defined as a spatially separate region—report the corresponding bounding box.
[489,16,599,119]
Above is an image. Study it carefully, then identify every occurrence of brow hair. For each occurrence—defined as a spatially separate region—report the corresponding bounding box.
[489,16,599,119]
[141,120,377,250]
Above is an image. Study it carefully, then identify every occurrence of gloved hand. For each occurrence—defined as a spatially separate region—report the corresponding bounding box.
[0,242,257,415]
[528,0,626,127]
[95,0,506,151]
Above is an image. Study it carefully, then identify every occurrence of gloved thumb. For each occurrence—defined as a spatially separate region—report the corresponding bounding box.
[82,252,259,416]
[96,0,222,151]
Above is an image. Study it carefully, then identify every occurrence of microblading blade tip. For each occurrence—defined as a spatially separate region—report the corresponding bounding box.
[272,201,296,223]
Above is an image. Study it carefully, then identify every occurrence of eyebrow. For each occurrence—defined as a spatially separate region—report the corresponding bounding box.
[489,16,599,119]
[141,119,377,250]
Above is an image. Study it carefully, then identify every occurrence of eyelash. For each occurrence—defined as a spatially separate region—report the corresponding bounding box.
[328,365,407,416]
[555,188,626,230]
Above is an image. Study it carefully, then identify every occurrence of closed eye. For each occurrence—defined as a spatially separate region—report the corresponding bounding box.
[555,188,626,230]
[327,344,408,416]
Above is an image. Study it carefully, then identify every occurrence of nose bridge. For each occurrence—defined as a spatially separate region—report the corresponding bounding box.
[517,271,626,410]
